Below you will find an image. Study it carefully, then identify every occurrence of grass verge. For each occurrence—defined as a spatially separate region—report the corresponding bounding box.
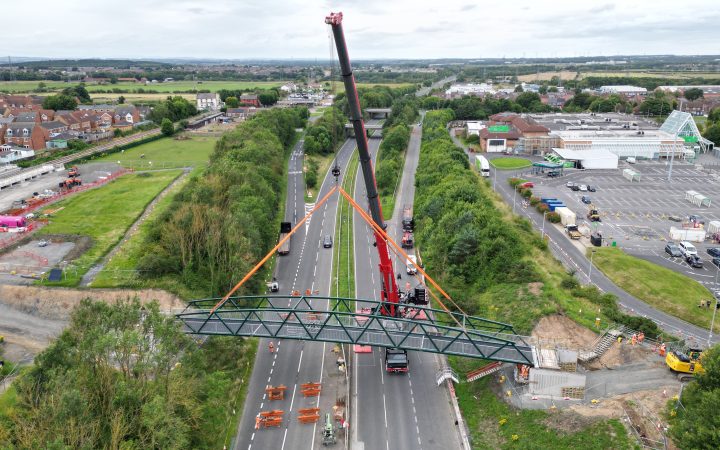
[38,170,183,286]
[93,134,217,169]
[304,153,335,203]
[332,152,358,302]
[591,247,718,332]
[490,157,533,170]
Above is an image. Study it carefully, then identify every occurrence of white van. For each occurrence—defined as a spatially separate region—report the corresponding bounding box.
[406,255,418,275]
[627,157,636,164]
[679,241,697,257]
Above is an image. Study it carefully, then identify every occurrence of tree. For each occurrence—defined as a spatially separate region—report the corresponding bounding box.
[516,92,542,109]
[704,124,720,145]
[708,107,720,124]
[670,345,720,449]
[258,90,279,106]
[639,95,673,116]
[42,94,78,111]
[683,87,704,102]
[224,96,239,108]
[118,95,125,104]
[161,118,174,136]
[514,85,524,93]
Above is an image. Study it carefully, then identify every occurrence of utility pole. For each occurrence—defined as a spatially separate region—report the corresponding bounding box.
[541,210,547,239]
[588,249,596,282]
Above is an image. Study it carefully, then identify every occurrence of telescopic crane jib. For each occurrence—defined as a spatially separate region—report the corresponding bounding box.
[325,12,401,317]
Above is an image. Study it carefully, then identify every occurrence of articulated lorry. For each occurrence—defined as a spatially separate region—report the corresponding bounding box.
[402,205,414,231]
[278,222,292,255]
[385,348,409,373]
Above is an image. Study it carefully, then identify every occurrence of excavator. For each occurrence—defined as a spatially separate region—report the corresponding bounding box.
[327,12,407,371]
[666,347,705,381]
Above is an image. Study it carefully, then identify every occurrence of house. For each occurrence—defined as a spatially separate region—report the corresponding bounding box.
[39,121,69,135]
[0,145,35,163]
[280,83,298,93]
[239,94,260,107]
[226,107,258,121]
[15,111,40,123]
[113,106,140,126]
[196,93,221,111]
[479,113,550,153]
[465,121,485,136]
[4,122,47,150]
[38,109,55,122]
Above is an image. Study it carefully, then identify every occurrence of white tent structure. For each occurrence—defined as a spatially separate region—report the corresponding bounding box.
[552,147,619,169]
[660,110,713,153]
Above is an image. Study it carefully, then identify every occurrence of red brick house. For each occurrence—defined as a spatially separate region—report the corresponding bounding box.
[4,122,47,150]
[239,94,260,107]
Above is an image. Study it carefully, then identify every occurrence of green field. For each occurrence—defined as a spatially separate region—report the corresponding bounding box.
[490,157,532,170]
[591,247,718,332]
[0,80,284,94]
[94,135,217,169]
[38,170,183,286]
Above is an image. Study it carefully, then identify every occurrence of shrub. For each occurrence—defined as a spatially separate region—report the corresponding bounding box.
[521,189,532,199]
[529,196,540,206]
[508,177,523,187]
[546,212,561,223]
[536,203,549,213]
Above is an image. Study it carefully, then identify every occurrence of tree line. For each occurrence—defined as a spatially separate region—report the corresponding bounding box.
[137,107,306,295]
[0,298,255,449]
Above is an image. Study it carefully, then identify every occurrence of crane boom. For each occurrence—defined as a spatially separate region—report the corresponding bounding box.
[326,12,400,317]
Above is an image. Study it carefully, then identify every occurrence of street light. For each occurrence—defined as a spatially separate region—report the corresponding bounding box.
[513,187,517,213]
[588,249,596,282]
[541,210,548,239]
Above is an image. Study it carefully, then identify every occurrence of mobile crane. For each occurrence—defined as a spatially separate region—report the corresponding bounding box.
[326,12,408,371]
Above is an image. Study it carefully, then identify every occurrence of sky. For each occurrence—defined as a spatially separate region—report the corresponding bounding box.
[6,0,720,60]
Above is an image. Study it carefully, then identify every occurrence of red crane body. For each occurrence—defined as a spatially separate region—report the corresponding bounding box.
[326,12,400,317]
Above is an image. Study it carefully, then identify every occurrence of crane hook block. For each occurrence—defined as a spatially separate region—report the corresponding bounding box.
[325,12,343,25]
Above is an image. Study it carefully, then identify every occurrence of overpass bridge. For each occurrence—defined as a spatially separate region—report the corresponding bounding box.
[176,295,537,365]
[345,123,383,138]
[366,108,391,119]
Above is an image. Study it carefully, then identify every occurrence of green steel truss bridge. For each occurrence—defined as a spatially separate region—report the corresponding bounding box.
[176,295,537,366]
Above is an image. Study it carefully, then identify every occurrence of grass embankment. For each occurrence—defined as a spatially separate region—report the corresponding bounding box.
[332,153,358,301]
[38,170,183,286]
[94,135,217,169]
[591,247,718,332]
[416,110,643,448]
[490,157,532,170]
[304,153,334,203]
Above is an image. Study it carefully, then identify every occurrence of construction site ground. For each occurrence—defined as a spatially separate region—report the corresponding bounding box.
[496,314,680,446]
[0,162,123,213]
[0,285,183,362]
[0,239,77,284]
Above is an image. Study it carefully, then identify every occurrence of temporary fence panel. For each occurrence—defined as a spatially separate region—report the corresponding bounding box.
[670,226,706,242]
[708,221,720,234]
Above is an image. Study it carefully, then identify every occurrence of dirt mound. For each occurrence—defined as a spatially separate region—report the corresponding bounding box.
[531,314,656,369]
[0,285,185,320]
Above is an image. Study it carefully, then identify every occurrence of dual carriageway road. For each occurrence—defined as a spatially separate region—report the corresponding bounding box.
[235,119,464,449]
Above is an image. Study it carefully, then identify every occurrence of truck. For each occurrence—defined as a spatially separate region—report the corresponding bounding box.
[402,205,414,231]
[565,224,581,240]
[587,204,601,222]
[278,222,292,255]
[385,348,409,373]
[67,166,79,178]
[0,215,26,228]
[406,255,417,275]
[401,231,414,249]
[475,155,490,177]
[555,207,576,227]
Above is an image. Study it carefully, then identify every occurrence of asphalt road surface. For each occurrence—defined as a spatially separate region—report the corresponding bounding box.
[234,136,356,450]
[351,122,462,450]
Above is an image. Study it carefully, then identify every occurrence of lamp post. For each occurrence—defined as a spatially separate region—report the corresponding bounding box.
[493,167,497,191]
[513,187,517,213]
[541,210,548,239]
[588,249,596,282]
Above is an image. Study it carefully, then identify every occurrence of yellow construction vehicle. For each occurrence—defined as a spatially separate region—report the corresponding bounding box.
[587,204,601,222]
[666,348,705,381]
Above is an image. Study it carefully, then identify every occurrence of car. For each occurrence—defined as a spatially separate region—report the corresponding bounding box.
[570,185,580,191]
[581,195,592,204]
[713,258,720,268]
[668,215,683,222]
[323,235,333,248]
[707,248,720,258]
[37,240,49,247]
[579,184,588,191]
[688,214,705,225]
[587,185,597,192]
[269,281,279,292]
[665,243,682,257]
[686,255,704,268]
[679,241,698,257]
[566,181,576,188]
[547,171,560,177]
[519,181,534,188]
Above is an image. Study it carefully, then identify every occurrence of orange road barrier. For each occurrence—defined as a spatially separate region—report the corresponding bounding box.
[211,186,338,313]
[301,382,322,397]
[266,385,287,400]
[297,407,321,424]
[260,410,285,418]
[262,417,283,428]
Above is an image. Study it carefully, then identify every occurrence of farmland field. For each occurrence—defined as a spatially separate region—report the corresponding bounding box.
[0,80,285,94]
[517,70,720,83]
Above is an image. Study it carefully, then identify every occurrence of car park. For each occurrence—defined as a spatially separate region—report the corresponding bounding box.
[665,243,682,257]
[707,248,720,258]
[686,255,704,268]
[679,241,698,257]
[323,235,333,248]
[581,195,592,204]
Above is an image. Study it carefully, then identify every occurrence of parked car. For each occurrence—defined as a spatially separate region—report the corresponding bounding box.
[581,195,592,204]
[686,255,704,268]
[519,181,534,188]
[323,235,333,248]
[579,184,588,191]
[547,171,560,177]
[570,185,580,191]
[688,214,705,225]
[679,241,698,257]
[668,215,683,222]
[566,181,576,188]
[587,185,597,192]
[713,257,720,269]
[37,240,49,247]
[665,243,682,257]
[707,248,720,258]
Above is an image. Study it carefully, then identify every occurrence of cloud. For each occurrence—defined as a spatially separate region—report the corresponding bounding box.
[460,4,477,11]
[588,3,616,13]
